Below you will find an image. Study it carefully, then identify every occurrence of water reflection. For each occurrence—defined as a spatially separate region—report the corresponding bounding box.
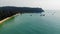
[30,15,32,16]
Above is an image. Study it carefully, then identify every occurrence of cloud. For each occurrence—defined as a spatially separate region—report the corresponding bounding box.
[0,0,60,10]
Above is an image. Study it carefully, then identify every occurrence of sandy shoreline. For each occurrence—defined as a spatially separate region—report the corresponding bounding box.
[0,16,14,24]
[0,13,20,24]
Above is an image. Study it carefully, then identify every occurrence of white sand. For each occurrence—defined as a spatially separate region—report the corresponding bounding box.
[0,16,13,24]
[0,13,20,24]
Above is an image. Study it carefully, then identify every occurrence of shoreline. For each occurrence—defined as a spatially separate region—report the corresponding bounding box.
[0,16,14,24]
[0,13,20,24]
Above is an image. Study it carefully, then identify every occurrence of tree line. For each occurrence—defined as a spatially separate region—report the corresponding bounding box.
[0,6,44,21]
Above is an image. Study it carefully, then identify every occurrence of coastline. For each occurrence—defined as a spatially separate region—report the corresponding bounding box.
[0,16,14,24]
[0,13,20,24]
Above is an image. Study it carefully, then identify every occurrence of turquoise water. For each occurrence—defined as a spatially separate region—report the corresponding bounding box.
[0,10,60,34]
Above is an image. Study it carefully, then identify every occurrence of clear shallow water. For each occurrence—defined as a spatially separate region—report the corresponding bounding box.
[0,10,60,34]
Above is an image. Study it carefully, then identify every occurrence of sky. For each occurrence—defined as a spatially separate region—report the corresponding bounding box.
[0,0,60,10]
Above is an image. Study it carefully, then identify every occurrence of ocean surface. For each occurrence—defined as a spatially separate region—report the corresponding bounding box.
[0,10,60,34]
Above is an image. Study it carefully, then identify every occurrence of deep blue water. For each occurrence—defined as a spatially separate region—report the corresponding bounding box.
[0,10,60,34]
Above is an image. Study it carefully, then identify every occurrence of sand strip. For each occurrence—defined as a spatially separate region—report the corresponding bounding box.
[0,16,14,24]
[0,13,20,24]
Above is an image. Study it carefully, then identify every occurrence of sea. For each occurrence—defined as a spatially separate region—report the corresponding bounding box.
[0,10,60,34]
